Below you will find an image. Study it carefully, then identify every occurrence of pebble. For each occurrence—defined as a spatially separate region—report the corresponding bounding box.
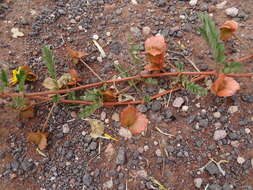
[245,128,251,134]
[82,173,92,186]
[101,111,106,121]
[93,34,99,40]
[182,105,189,112]
[172,97,185,108]
[205,162,220,175]
[251,159,253,168]
[225,7,239,17]
[103,179,113,189]
[130,27,141,37]
[142,26,151,36]
[213,130,227,141]
[237,156,245,164]
[137,104,148,113]
[155,149,162,157]
[151,101,162,111]
[97,56,103,63]
[208,184,222,190]
[222,183,233,190]
[115,147,126,165]
[62,124,70,133]
[106,32,111,37]
[213,112,221,119]
[144,145,149,152]
[194,178,203,189]
[231,140,240,148]
[112,113,120,121]
[118,127,132,139]
[216,1,227,9]
[189,0,198,6]
[228,106,238,114]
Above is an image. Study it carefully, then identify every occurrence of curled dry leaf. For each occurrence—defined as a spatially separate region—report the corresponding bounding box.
[86,118,105,138]
[101,88,118,101]
[27,132,49,150]
[68,69,81,85]
[57,73,72,89]
[120,105,149,134]
[19,103,35,119]
[220,20,238,40]
[66,46,86,64]
[145,35,166,71]
[42,77,57,90]
[211,73,240,97]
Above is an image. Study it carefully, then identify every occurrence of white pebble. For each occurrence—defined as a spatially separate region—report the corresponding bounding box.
[251,158,253,168]
[93,34,99,40]
[119,127,132,139]
[62,124,70,133]
[216,1,227,9]
[189,0,198,6]
[154,141,158,146]
[97,56,103,63]
[237,156,245,164]
[173,97,185,108]
[143,145,149,152]
[194,178,203,189]
[228,106,238,114]
[225,7,239,17]
[100,111,106,121]
[213,130,227,141]
[155,149,162,157]
[142,26,151,36]
[245,128,251,134]
[182,105,189,112]
[112,113,120,122]
[213,112,221,119]
[106,31,111,36]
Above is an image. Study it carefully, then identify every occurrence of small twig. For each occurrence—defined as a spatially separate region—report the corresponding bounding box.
[41,103,56,132]
[204,184,209,190]
[155,127,174,138]
[80,58,103,81]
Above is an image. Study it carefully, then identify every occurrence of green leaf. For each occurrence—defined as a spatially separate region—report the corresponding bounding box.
[42,46,57,80]
[81,89,102,101]
[52,94,60,103]
[144,78,158,85]
[184,81,207,96]
[16,69,26,92]
[222,62,242,74]
[78,101,102,118]
[198,14,226,64]
[12,96,26,110]
[0,69,8,91]
[175,62,185,72]
[144,96,152,103]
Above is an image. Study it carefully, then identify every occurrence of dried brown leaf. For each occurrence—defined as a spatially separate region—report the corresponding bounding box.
[27,132,49,150]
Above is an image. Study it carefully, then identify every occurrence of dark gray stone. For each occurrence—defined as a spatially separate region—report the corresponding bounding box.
[205,162,220,175]
[115,147,126,165]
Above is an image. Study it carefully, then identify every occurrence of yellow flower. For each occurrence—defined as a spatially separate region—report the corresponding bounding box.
[9,67,21,85]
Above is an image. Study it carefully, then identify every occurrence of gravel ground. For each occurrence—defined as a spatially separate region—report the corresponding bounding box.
[0,0,253,190]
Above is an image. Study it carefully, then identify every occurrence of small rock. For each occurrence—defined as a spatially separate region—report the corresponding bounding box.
[151,101,162,111]
[228,106,238,114]
[237,156,245,164]
[115,147,126,165]
[11,28,24,38]
[222,183,233,190]
[135,169,147,178]
[101,111,106,121]
[70,19,76,24]
[216,1,227,9]
[225,7,239,17]
[213,112,221,119]
[231,140,240,148]
[245,128,251,134]
[205,162,220,175]
[82,173,92,186]
[119,127,132,139]
[63,124,70,133]
[130,27,141,37]
[182,105,189,112]
[103,179,113,189]
[143,145,149,152]
[97,56,103,63]
[131,0,138,4]
[70,111,77,118]
[194,178,203,189]
[208,184,222,190]
[137,104,148,113]
[142,26,151,36]
[115,9,122,16]
[112,113,119,121]
[173,97,185,108]
[155,149,162,157]
[93,34,99,40]
[189,0,198,6]
[105,143,115,160]
[251,158,253,168]
[213,130,227,141]
[89,142,97,151]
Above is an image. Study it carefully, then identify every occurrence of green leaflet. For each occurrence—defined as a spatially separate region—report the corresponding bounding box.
[222,62,242,74]
[42,46,57,80]
[78,101,102,118]
[199,14,226,64]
